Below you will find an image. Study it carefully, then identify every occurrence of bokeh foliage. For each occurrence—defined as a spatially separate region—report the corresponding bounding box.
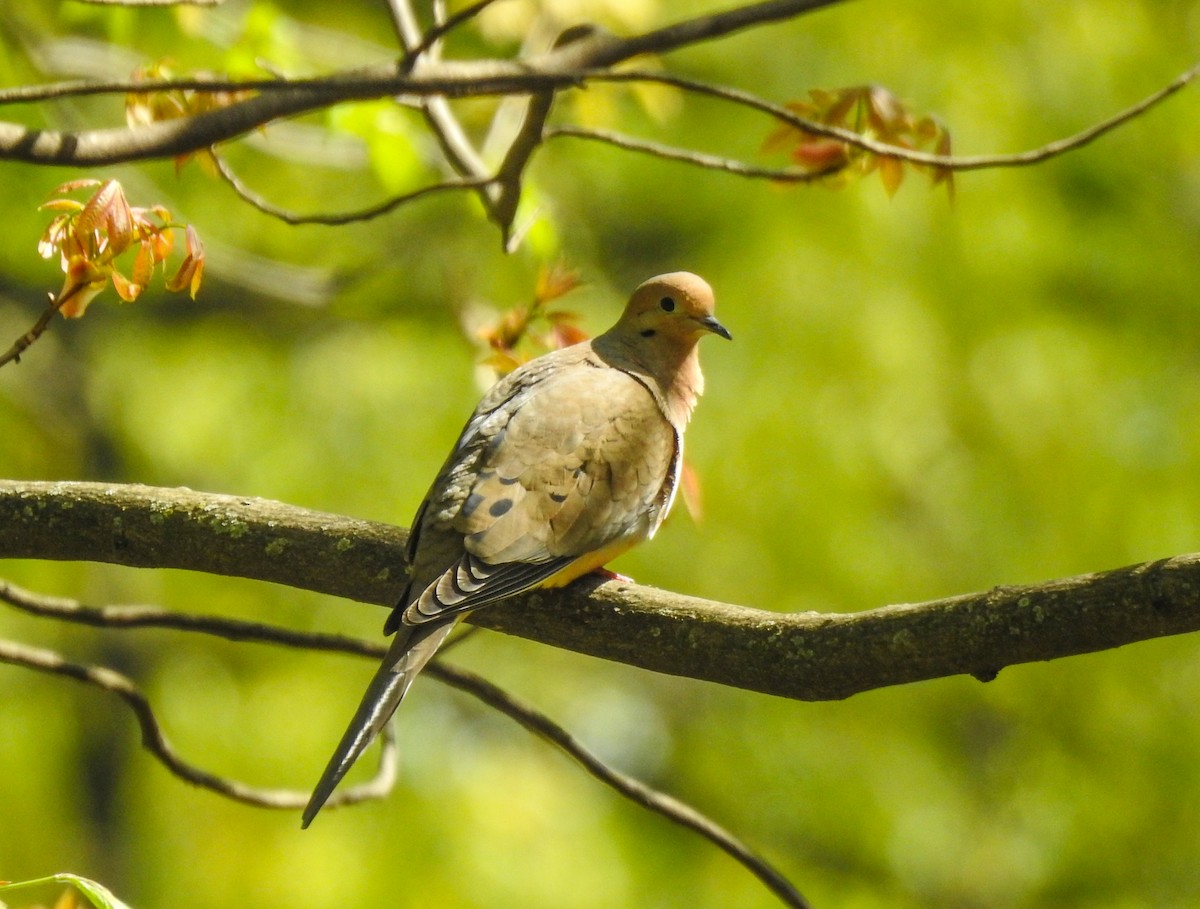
[3,0,1200,907]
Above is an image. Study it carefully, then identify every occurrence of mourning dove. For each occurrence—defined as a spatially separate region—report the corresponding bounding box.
[302,272,730,827]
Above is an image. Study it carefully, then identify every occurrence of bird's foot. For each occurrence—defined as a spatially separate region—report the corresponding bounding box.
[591,567,635,584]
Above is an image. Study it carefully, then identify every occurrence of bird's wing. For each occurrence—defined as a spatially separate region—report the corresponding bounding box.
[402,355,679,626]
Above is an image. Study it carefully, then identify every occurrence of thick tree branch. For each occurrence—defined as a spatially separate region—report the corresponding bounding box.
[3,480,1198,701]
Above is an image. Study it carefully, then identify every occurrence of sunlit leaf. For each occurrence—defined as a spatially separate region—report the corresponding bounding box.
[879,155,905,196]
[58,256,110,318]
[48,178,102,196]
[109,268,144,303]
[678,459,704,523]
[75,179,124,249]
[535,262,582,304]
[0,873,136,909]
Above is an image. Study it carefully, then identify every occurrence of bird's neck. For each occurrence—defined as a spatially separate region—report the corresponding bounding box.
[595,334,704,427]
[663,345,705,426]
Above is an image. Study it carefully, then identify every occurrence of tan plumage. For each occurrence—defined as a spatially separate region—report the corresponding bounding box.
[302,272,730,826]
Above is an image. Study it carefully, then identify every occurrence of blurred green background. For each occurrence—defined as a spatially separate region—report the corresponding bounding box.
[3,1,1200,907]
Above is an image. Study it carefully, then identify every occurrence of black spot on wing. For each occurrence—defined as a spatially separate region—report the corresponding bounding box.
[489,498,514,517]
[461,492,485,518]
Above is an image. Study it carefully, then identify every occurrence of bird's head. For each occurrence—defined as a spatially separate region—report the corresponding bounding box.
[615,272,732,346]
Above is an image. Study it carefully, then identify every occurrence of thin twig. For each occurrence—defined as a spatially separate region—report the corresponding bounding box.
[576,0,850,67]
[0,578,381,656]
[0,282,92,369]
[1,577,813,907]
[213,154,497,225]
[544,125,841,182]
[405,0,508,64]
[387,0,507,227]
[488,25,607,250]
[589,64,1200,171]
[429,660,815,909]
[0,636,397,810]
[0,297,60,368]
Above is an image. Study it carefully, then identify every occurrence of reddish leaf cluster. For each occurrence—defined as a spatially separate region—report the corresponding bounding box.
[764,85,954,196]
[478,263,590,375]
[38,179,205,318]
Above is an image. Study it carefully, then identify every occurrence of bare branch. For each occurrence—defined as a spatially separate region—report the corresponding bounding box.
[2,577,813,906]
[0,280,95,369]
[0,63,568,166]
[544,125,841,182]
[0,0,1186,192]
[4,480,1200,702]
[0,578,379,656]
[0,636,397,809]
[568,0,852,68]
[431,661,815,909]
[0,296,60,368]
[0,480,408,602]
[405,0,508,63]
[387,0,505,232]
[213,153,497,226]
[0,76,318,107]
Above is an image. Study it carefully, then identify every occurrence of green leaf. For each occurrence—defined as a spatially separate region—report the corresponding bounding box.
[0,874,135,909]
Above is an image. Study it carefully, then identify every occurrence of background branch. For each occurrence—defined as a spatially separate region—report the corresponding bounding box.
[544,125,840,181]
[3,479,1198,702]
[0,1,851,167]
[0,578,812,909]
[213,153,496,225]
[594,65,1200,171]
[5,0,1187,178]
[0,635,399,810]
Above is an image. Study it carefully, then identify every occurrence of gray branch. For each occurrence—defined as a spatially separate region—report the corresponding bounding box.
[3,479,1198,701]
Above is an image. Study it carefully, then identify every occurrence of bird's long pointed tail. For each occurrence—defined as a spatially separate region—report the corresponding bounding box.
[301,620,455,827]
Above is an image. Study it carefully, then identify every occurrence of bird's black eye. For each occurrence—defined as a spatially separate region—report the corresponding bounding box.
[659,296,676,312]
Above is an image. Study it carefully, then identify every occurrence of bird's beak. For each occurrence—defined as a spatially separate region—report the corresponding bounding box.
[698,315,732,340]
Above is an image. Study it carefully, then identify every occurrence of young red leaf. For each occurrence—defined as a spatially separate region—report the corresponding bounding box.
[48,178,101,196]
[58,257,110,318]
[535,262,582,304]
[131,241,155,290]
[878,155,906,196]
[109,268,144,303]
[791,139,850,169]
